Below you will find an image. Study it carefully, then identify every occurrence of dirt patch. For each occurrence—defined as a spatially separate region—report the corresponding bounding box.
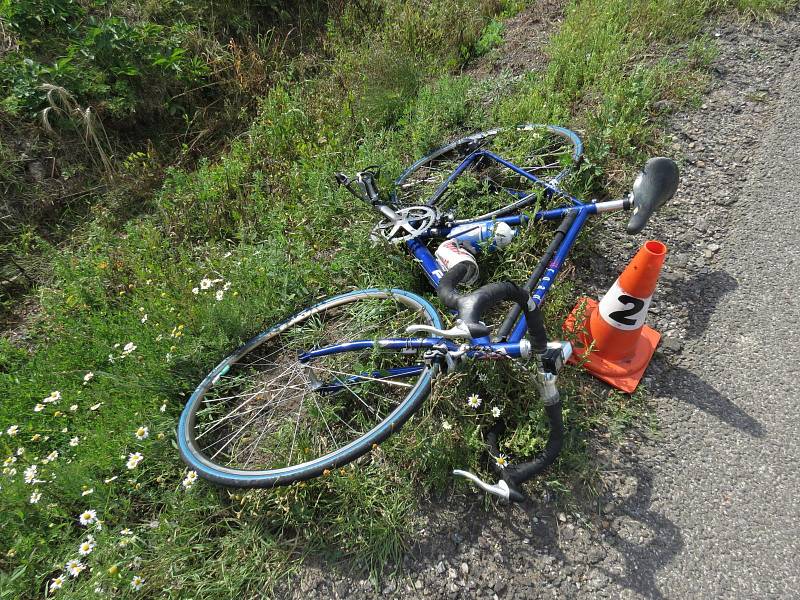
[466,0,566,78]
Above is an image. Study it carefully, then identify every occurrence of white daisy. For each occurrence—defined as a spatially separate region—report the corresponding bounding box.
[466,393,482,409]
[199,277,213,290]
[122,342,137,355]
[83,372,94,383]
[16,447,24,455]
[50,575,65,590]
[491,406,501,418]
[134,426,149,440]
[442,420,453,431]
[81,488,94,496]
[24,464,37,483]
[33,404,45,412]
[126,452,143,470]
[79,509,97,525]
[120,528,133,535]
[182,470,198,489]
[130,575,144,591]
[45,450,58,462]
[222,281,232,291]
[494,454,509,469]
[3,456,16,466]
[69,437,80,447]
[44,391,61,404]
[30,490,42,504]
[65,559,85,577]
[104,476,118,484]
[215,290,224,301]
[159,403,167,413]
[78,539,96,556]
[70,404,78,412]
[191,287,199,294]
[89,403,102,411]
[140,314,148,324]
[6,425,19,436]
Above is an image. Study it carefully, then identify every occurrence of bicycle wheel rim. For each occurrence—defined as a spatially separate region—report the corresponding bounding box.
[178,289,442,487]
[393,124,582,219]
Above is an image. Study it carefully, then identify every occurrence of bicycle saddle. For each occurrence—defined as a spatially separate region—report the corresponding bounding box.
[627,157,679,234]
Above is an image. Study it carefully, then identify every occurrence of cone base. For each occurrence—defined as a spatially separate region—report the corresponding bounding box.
[563,298,660,394]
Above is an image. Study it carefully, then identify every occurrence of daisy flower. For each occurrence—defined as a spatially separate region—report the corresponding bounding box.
[69,437,80,447]
[70,405,78,412]
[24,464,37,483]
[6,425,19,436]
[134,426,149,440]
[491,406,502,418]
[33,404,45,412]
[494,454,509,469]
[44,391,61,404]
[120,528,133,535]
[130,575,145,591]
[104,476,118,484]
[199,277,213,290]
[159,403,167,413]
[89,403,102,411]
[30,491,42,504]
[191,287,199,294]
[215,290,224,301]
[182,470,198,489]
[126,452,143,470]
[65,559,86,577]
[442,420,453,431]
[466,393,482,409]
[45,450,59,462]
[16,447,24,455]
[83,372,94,384]
[81,488,94,496]
[3,456,16,466]
[79,509,98,526]
[78,539,96,556]
[50,575,65,590]
[122,342,137,355]
[140,314,148,324]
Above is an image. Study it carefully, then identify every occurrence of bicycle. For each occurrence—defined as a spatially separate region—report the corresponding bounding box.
[177,124,679,502]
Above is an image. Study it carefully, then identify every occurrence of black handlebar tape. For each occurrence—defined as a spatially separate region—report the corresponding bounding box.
[437,262,548,347]
[503,401,563,486]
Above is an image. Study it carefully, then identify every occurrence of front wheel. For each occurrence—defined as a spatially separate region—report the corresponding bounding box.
[178,289,442,488]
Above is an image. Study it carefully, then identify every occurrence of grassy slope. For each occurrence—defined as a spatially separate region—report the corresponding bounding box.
[0,0,796,597]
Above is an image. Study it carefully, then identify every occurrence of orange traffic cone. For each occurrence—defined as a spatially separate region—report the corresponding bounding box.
[563,240,667,393]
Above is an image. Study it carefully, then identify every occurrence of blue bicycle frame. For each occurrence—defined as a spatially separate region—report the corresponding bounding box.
[302,141,629,375]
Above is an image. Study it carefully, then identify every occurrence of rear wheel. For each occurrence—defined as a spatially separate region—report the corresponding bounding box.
[393,124,582,222]
[178,289,441,487]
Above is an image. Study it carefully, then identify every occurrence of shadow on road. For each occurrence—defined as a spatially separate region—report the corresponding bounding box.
[678,270,738,339]
[657,365,766,438]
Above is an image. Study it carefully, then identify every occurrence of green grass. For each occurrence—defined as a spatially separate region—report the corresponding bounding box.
[1,0,797,597]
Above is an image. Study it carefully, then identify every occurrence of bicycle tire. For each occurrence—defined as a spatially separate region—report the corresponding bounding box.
[393,124,583,222]
[178,288,442,488]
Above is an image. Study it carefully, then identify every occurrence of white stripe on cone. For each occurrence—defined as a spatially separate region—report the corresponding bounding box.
[597,280,652,331]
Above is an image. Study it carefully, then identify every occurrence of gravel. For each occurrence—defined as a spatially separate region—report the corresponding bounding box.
[281,9,800,599]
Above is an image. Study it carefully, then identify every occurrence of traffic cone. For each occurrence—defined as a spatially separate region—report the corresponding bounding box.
[563,240,667,393]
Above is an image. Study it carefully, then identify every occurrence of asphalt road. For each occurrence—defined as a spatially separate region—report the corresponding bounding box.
[646,25,800,599]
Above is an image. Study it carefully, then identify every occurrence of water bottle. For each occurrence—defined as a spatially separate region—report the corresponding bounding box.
[448,221,516,254]
[434,239,479,285]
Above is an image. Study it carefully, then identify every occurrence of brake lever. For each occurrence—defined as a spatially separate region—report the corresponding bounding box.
[452,470,526,503]
[406,320,485,340]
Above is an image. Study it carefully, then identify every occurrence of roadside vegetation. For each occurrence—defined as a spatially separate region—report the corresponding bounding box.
[1,0,796,597]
